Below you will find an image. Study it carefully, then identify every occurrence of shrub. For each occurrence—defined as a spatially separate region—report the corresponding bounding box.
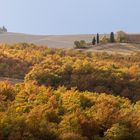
[74,40,89,49]
[116,31,129,43]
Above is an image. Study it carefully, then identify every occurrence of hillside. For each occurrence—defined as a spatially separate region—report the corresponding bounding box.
[0,44,140,139]
[0,32,93,48]
[1,32,140,54]
[87,43,140,55]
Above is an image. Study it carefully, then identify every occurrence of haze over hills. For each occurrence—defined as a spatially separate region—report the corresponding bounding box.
[0,32,140,54]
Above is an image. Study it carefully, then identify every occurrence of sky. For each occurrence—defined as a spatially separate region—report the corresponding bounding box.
[0,0,140,35]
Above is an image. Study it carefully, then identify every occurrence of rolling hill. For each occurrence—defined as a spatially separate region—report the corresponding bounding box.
[0,32,93,48]
[0,32,140,54]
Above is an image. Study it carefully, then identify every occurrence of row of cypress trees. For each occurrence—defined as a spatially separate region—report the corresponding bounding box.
[92,32,115,45]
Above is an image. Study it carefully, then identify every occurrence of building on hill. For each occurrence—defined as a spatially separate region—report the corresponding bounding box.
[116,31,140,44]
[0,26,7,33]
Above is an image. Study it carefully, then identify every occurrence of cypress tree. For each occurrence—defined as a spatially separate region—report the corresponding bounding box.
[110,32,115,43]
[97,33,100,44]
[92,37,96,45]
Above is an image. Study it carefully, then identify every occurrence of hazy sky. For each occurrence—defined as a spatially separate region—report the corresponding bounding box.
[0,0,140,35]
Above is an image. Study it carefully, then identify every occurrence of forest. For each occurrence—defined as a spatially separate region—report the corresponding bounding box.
[0,43,140,139]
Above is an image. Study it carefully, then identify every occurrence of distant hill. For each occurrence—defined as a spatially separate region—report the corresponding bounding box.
[0,32,94,48]
[0,32,140,54]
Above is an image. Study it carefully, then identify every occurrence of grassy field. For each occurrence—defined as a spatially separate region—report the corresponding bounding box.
[0,32,94,48]
[86,43,140,55]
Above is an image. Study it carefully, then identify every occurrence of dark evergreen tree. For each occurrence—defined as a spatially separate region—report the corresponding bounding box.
[110,32,115,43]
[97,33,100,44]
[2,26,7,32]
[92,37,96,45]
